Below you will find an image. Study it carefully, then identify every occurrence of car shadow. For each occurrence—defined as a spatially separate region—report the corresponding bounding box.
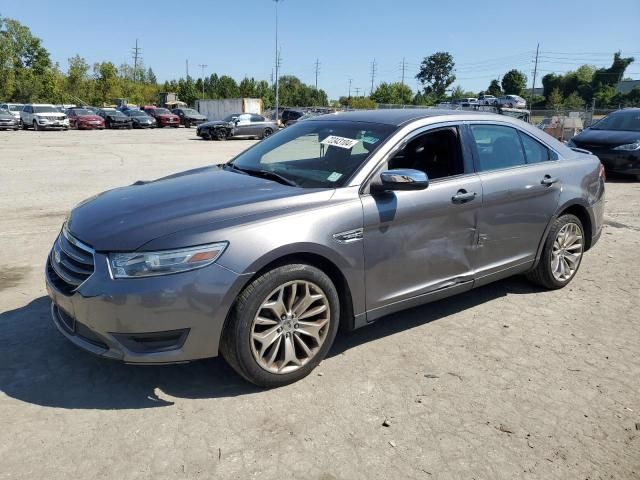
[0,277,542,410]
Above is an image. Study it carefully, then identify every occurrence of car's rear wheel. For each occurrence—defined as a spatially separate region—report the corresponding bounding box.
[184,119,190,128]
[221,264,340,387]
[262,127,273,139]
[527,214,584,289]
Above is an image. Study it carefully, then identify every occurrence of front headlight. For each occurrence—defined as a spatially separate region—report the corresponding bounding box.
[613,140,640,151]
[109,242,228,279]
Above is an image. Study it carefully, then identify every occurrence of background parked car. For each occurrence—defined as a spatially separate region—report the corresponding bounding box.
[568,108,640,179]
[66,107,105,130]
[281,108,305,126]
[21,104,69,130]
[0,103,24,125]
[124,109,156,128]
[478,94,498,105]
[0,108,19,130]
[284,111,322,127]
[172,108,207,128]
[197,113,277,140]
[142,106,180,128]
[98,108,133,129]
[497,95,527,108]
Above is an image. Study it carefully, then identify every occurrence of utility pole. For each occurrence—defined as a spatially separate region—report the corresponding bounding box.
[131,39,142,83]
[400,57,407,87]
[530,43,540,108]
[273,0,282,123]
[354,87,361,97]
[186,59,189,78]
[369,58,377,95]
[314,58,320,90]
[198,64,207,99]
[348,78,352,99]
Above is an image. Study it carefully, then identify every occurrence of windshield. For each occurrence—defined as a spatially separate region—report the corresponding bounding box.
[34,106,58,113]
[9,104,24,111]
[183,109,200,116]
[72,109,92,115]
[229,120,396,188]
[592,111,640,132]
[126,110,147,116]
[154,108,171,115]
[223,114,240,122]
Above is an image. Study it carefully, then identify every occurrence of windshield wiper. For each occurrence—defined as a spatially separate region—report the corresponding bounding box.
[224,163,298,187]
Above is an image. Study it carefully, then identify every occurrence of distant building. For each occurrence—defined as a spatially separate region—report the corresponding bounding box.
[615,80,640,94]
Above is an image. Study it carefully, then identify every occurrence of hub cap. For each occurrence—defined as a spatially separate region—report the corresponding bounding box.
[551,222,583,282]
[250,280,330,374]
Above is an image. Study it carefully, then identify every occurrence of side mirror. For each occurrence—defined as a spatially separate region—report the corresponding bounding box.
[370,169,429,193]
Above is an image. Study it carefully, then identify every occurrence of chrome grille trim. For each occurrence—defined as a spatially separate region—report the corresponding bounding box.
[48,226,96,293]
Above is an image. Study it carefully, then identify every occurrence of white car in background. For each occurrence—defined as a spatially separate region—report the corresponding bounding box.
[478,94,498,105]
[20,104,69,131]
[498,95,527,108]
[0,103,25,125]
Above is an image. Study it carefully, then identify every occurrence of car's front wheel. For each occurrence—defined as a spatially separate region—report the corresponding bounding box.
[262,127,273,139]
[221,264,340,387]
[527,214,584,289]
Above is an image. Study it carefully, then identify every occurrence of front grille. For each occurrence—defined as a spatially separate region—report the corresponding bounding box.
[48,228,95,295]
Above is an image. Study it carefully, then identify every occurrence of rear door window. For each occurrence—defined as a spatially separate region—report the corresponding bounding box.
[470,124,526,171]
[518,131,550,163]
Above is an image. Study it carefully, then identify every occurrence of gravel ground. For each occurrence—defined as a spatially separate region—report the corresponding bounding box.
[1,128,639,480]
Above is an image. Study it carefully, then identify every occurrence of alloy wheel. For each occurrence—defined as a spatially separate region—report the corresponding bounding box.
[551,222,583,282]
[250,280,330,374]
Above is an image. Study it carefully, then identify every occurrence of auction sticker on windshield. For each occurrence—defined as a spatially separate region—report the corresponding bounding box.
[321,135,360,149]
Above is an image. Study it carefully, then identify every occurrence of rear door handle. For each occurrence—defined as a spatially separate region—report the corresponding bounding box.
[451,190,477,204]
[541,175,559,186]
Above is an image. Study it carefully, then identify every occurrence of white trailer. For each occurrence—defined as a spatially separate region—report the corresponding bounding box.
[195,98,263,121]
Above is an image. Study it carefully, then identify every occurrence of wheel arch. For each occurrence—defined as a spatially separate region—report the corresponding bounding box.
[222,250,357,340]
[532,199,594,269]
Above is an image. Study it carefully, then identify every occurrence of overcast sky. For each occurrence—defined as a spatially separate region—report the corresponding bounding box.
[2,0,639,98]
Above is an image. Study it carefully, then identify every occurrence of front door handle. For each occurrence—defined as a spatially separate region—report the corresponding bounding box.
[541,175,559,186]
[451,189,477,204]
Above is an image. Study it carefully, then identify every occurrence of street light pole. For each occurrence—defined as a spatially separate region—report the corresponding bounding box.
[198,64,207,100]
[274,0,281,124]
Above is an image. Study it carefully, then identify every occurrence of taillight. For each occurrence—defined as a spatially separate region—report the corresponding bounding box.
[599,163,606,181]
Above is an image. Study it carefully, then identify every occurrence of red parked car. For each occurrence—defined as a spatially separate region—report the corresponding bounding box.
[66,108,105,130]
[142,106,180,128]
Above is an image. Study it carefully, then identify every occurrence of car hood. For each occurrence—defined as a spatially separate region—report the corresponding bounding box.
[156,114,179,119]
[572,128,640,148]
[133,116,153,121]
[77,115,103,122]
[107,114,128,120]
[0,113,15,120]
[67,166,332,251]
[33,112,65,117]
[186,114,207,120]
[199,120,233,128]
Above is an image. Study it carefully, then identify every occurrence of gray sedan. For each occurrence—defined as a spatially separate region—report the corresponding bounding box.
[46,109,605,386]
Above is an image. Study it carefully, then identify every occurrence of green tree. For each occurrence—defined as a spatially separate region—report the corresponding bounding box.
[564,91,585,110]
[65,55,90,103]
[592,51,635,91]
[239,77,257,97]
[547,87,564,111]
[215,75,239,98]
[486,79,502,96]
[177,76,198,106]
[370,82,413,105]
[93,61,119,105]
[146,67,157,84]
[501,69,527,95]
[415,51,456,98]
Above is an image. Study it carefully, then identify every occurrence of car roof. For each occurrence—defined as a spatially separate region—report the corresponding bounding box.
[307,108,495,126]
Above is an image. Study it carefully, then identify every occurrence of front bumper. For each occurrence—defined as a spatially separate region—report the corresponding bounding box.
[45,245,248,364]
[37,119,69,129]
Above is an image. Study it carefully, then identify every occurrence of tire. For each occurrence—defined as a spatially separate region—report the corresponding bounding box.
[527,214,585,289]
[13,127,19,131]
[22,121,28,130]
[184,120,190,128]
[262,127,273,139]
[220,263,340,387]
[214,128,227,140]
[33,120,40,131]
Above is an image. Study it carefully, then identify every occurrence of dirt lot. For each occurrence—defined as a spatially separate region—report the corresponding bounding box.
[1,128,639,480]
